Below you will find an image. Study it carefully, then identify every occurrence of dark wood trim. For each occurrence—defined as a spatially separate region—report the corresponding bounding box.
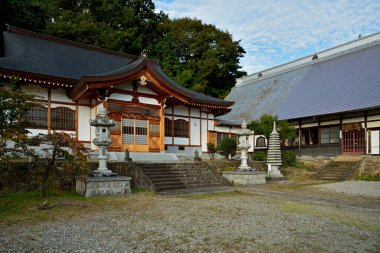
[47,88,51,134]
[78,140,91,144]
[109,88,159,100]
[165,144,202,148]
[188,107,191,146]
[172,107,174,145]
[107,99,161,110]
[75,104,79,142]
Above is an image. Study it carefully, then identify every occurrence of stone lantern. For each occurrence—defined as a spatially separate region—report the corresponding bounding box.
[90,105,116,177]
[237,120,253,171]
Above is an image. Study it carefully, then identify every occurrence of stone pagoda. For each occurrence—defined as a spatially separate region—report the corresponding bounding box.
[266,121,283,178]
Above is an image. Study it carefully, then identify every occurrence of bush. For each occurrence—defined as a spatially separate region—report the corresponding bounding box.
[253,151,267,161]
[207,142,217,160]
[218,137,237,159]
[355,175,380,181]
[282,151,297,167]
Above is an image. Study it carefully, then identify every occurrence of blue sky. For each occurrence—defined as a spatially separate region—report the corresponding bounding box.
[154,0,380,75]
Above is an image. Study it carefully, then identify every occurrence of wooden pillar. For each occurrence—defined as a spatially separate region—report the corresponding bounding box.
[47,88,51,134]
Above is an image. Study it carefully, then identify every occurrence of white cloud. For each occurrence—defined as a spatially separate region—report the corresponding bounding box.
[154,0,380,74]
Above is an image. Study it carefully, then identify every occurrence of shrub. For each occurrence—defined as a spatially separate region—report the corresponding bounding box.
[253,151,267,161]
[207,142,217,160]
[355,175,380,181]
[282,151,297,167]
[218,137,237,159]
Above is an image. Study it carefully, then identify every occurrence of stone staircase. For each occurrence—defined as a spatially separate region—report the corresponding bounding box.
[135,162,230,192]
[314,160,360,181]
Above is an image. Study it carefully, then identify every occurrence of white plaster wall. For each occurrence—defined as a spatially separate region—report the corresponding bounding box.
[208,114,214,119]
[50,103,76,110]
[370,130,379,154]
[174,105,188,116]
[215,125,230,133]
[51,88,72,103]
[302,122,318,127]
[368,115,380,121]
[139,97,159,105]
[190,118,200,146]
[164,137,172,145]
[320,120,340,126]
[90,107,97,150]
[22,84,48,100]
[367,121,380,128]
[78,106,91,142]
[109,93,132,101]
[27,129,48,136]
[208,119,214,131]
[174,137,189,145]
[201,119,208,152]
[190,108,200,117]
[342,117,365,124]
[201,112,208,118]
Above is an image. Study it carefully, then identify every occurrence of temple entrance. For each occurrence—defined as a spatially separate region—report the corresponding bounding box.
[342,131,365,154]
[108,102,162,152]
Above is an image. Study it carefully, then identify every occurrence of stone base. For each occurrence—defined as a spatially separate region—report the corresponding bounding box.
[267,165,284,179]
[222,171,266,185]
[76,176,132,197]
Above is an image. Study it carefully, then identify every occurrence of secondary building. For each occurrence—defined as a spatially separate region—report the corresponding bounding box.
[217,32,380,156]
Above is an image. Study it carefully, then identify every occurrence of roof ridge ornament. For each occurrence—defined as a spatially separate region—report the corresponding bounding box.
[141,49,148,58]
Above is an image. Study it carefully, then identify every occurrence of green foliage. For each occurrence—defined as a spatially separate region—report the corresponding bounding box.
[147,18,246,98]
[218,137,237,159]
[207,142,217,160]
[282,151,297,167]
[248,114,296,141]
[0,0,48,32]
[0,78,43,160]
[355,175,380,181]
[248,115,276,139]
[253,151,267,161]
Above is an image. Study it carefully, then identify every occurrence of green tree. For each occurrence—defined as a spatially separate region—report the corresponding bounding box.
[0,78,43,160]
[43,0,167,54]
[248,115,296,141]
[0,0,48,32]
[33,132,88,197]
[148,18,246,98]
[218,137,237,160]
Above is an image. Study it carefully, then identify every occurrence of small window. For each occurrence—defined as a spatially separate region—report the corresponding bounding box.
[178,146,185,151]
[51,107,75,131]
[174,119,189,138]
[321,126,340,144]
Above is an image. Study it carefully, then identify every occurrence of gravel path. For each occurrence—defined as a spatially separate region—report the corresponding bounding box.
[1,188,379,253]
[314,180,380,197]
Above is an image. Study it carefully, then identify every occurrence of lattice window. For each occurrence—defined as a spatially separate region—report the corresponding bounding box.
[165,118,172,136]
[22,106,47,128]
[111,120,121,132]
[51,107,75,131]
[174,119,189,138]
[135,119,147,144]
[122,119,134,144]
[149,122,160,136]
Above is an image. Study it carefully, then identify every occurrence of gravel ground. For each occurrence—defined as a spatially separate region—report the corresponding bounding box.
[1,187,379,253]
[314,181,380,197]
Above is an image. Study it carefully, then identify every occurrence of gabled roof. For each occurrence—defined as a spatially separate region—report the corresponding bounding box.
[0,25,233,110]
[217,32,380,125]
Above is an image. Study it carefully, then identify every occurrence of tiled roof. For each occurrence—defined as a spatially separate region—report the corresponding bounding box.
[218,37,380,124]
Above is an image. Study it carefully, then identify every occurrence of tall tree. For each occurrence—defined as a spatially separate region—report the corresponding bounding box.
[248,115,296,141]
[44,0,167,54]
[147,18,246,98]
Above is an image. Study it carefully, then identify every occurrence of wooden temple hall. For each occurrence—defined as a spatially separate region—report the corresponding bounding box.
[0,25,233,155]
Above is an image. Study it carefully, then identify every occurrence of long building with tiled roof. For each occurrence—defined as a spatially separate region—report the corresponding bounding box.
[216,32,380,156]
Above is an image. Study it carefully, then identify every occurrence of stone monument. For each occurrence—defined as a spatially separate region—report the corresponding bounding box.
[266,121,283,179]
[237,120,253,171]
[76,104,132,197]
[222,120,266,185]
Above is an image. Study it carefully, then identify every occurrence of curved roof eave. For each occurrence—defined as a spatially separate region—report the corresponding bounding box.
[70,57,234,108]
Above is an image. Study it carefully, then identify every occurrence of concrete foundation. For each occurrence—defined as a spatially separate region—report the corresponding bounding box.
[76,176,132,197]
[222,171,266,185]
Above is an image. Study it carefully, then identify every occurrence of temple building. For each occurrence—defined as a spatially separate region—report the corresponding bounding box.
[0,25,233,156]
[217,32,380,156]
